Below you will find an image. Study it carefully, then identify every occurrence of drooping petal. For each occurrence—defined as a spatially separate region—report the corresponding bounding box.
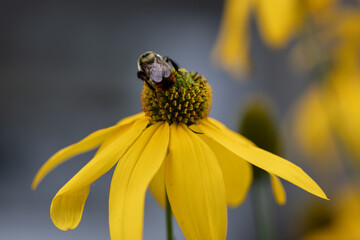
[205,136,253,207]
[32,112,145,189]
[149,162,166,208]
[199,119,328,200]
[50,117,149,231]
[50,187,90,230]
[269,174,286,205]
[211,0,252,77]
[165,124,227,240]
[204,118,255,147]
[109,122,169,240]
[254,0,299,48]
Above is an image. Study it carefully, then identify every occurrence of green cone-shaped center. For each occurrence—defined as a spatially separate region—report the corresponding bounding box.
[141,69,212,125]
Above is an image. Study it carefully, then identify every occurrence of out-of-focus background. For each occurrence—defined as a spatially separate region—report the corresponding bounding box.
[1,0,359,239]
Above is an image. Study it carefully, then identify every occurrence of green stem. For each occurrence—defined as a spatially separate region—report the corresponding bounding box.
[166,193,174,240]
[251,182,275,240]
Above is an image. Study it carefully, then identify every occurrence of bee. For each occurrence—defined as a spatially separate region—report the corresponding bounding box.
[137,51,180,91]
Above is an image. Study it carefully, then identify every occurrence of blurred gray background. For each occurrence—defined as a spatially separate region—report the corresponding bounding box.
[0,0,319,239]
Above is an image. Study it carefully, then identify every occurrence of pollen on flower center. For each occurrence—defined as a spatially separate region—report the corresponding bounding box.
[141,70,212,125]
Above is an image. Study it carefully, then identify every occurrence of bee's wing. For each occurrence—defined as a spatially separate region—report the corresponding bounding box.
[150,64,171,83]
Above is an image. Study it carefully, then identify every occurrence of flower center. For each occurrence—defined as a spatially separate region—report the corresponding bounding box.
[141,69,212,125]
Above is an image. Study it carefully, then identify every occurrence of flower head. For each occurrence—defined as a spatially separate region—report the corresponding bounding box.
[33,52,327,240]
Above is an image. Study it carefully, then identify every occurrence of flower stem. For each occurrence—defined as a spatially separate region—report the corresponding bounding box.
[166,193,174,240]
[251,181,275,240]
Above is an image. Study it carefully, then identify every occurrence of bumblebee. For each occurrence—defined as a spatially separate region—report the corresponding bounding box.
[137,51,179,91]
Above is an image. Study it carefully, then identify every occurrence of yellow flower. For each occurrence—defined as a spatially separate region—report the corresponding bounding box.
[292,69,360,163]
[302,187,360,240]
[33,52,327,240]
[212,0,300,76]
[212,0,342,77]
[291,6,360,164]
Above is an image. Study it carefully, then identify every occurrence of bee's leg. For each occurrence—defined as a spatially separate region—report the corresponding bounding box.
[137,70,148,81]
[137,71,156,92]
[164,57,181,73]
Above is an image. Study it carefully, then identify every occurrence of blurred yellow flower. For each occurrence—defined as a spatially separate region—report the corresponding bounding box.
[212,0,342,78]
[212,0,300,76]
[292,71,360,164]
[33,53,327,240]
[302,187,360,240]
[291,6,360,163]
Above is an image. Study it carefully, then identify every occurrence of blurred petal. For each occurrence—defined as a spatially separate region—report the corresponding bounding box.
[205,136,253,207]
[304,0,335,13]
[199,119,328,200]
[269,174,286,205]
[292,86,339,161]
[149,162,166,208]
[109,122,169,240]
[50,117,148,231]
[333,11,360,74]
[330,74,360,159]
[32,112,145,189]
[165,124,227,240]
[254,0,299,48]
[212,0,252,76]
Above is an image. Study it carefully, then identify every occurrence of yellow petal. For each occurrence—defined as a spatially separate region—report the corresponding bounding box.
[254,0,299,48]
[269,174,286,205]
[149,162,166,208]
[205,118,255,147]
[212,0,252,76]
[50,117,148,231]
[115,112,145,125]
[50,187,90,230]
[165,124,227,240]
[32,112,146,189]
[109,122,169,240]
[198,119,328,200]
[205,136,253,207]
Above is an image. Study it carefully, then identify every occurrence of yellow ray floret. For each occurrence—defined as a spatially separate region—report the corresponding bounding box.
[198,118,328,200]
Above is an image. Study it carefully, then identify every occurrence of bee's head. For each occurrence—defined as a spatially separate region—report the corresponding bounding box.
[137,51,161,72]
